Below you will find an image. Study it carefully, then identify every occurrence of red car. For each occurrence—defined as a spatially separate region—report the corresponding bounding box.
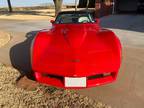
[31,11,122,89]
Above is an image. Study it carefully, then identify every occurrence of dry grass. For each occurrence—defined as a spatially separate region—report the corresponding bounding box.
[0,63,111,108]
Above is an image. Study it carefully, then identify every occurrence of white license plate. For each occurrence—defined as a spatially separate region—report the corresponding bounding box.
[65,77,86,87]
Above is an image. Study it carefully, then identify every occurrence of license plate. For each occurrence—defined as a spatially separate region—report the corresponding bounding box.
[65,77,86,87]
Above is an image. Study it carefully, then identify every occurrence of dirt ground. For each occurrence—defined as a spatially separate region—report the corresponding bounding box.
[0,8,55,20]
[0,8,86,20]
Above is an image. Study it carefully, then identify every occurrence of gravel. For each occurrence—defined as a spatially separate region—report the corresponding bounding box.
[0,63,111,108]
[0,31,11,48]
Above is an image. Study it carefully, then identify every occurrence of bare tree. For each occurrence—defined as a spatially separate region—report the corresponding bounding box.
[7,0,13,12]
[86,0,89,10]
[75,0,78,11]
[53,0,63,16]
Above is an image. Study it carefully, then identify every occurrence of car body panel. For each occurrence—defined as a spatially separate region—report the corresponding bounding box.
[31,12,122,89]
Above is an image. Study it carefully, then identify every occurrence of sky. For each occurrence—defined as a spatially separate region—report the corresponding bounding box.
[0,0,75,7]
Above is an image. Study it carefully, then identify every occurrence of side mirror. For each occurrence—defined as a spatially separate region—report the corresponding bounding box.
[50,20,55,24]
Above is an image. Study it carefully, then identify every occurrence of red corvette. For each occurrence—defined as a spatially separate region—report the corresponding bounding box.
[31,11,122,89]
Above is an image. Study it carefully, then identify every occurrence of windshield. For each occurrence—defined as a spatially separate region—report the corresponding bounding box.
[55,13,95,24]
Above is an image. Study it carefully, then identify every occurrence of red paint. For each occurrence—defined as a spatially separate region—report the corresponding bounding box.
[31,19,122,89]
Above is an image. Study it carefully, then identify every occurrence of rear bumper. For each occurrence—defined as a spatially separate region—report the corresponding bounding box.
[34,71,117,89]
